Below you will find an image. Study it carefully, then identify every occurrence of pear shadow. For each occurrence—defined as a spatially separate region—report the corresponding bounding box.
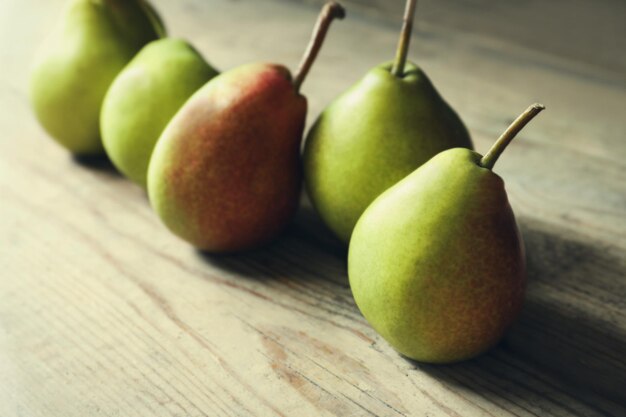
[72,153,121,177]
[195,204,350,289]
[416,217,626,413]
[511,218,626,404]
[289,202,348,259]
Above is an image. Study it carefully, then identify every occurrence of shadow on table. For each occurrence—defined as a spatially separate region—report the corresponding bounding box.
[72,152,122,177]
[419,217,626,413]
[71,153,124,183]
[196,204,350,288]
[197,206,626,412]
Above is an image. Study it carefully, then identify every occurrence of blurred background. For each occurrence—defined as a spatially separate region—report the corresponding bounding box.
[290,0,626,75]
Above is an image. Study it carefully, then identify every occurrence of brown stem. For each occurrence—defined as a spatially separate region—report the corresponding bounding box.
[293,2,345,92]
[391,0,418,78]
[480,103,546,170]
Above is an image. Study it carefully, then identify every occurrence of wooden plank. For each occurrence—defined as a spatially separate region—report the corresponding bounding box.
[1,0,625,415]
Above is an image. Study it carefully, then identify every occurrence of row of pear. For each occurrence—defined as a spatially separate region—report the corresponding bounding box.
[30,0,545,364]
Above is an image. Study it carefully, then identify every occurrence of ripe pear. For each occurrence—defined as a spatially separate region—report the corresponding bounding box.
[29,0,164,155]
[101,38,218,187]
[148,2,345,252]
[304,0,472,243]
[348,104,545,363]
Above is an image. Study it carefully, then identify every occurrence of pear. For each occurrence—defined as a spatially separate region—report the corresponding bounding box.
[29,0,164,155]
[101,38,218,187]
[148,2,345,252]
[304,0,472,243]
[348,104,545,363]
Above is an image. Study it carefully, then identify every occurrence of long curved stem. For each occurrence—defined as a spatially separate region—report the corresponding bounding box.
[480,103,545,170]
[293,2,346,93]
[391,0,418,78]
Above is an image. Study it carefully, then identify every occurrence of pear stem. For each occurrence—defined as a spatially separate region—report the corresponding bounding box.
[293,2,346,93]
[480,103,545,170]
[391,0,418,78]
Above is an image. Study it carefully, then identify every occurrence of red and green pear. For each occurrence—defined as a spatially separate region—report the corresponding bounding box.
[148,2,345,252]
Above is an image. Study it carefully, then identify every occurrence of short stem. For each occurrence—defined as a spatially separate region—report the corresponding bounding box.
[293,2,346,93]
[480,103,545,170]
[391,0,418,78]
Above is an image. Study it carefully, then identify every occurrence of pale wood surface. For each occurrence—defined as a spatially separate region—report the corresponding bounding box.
[1,0,625,416]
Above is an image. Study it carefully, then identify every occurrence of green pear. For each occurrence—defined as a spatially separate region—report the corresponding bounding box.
[304,0,472,243]
[348,104,545,363]
[29,0,164,155]
[148,2,345,252]
[101,38,218,187]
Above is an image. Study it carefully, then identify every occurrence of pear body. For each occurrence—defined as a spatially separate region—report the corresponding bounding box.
[29,0,162,155]
[304,62,472,243]
[348,148,525,363]
[101,38,218,187]
[148,63,306,252]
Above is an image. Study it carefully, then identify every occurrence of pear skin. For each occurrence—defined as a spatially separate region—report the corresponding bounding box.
[147,2,345,252]
[348,104,544,363]
[148,63,306,252]
[101,38,218,187]
[304,61,471,243]
[29,0,163,155]
[349,149,524,362]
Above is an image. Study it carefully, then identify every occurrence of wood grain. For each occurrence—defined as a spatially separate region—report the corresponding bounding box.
[1,0,625,416]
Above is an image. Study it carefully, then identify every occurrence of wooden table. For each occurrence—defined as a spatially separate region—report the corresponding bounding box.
[1,0,625,415]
